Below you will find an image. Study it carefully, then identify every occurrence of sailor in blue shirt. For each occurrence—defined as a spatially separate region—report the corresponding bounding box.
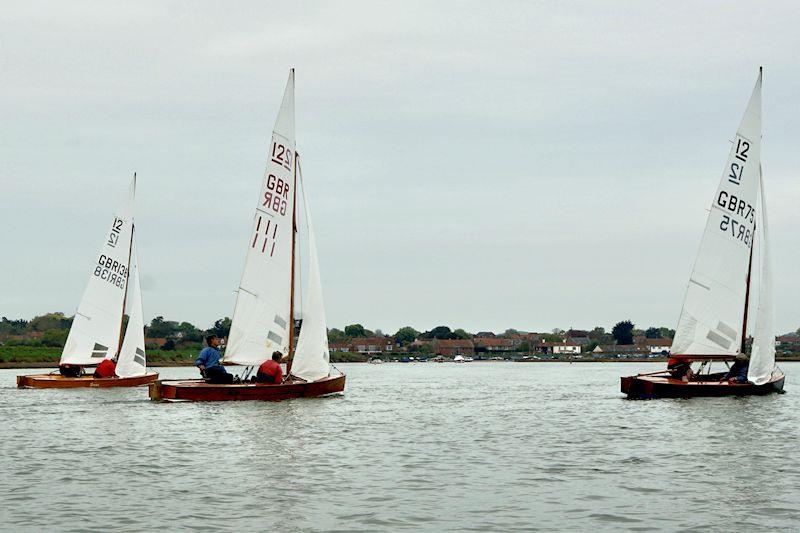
[196,334,234,383]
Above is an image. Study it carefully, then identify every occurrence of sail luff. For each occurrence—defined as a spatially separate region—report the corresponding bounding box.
[287,147,299,376]
[117,176,136,356]
[291,157,331,382]
[225,69,296,366]
[748,169,775,385]
[116,245,147,378]
[670,70,762,357]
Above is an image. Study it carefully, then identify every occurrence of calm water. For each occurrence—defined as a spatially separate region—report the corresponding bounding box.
[1,362,798,532]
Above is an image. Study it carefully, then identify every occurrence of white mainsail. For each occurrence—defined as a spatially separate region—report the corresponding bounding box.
[671,71,762,356]
[116,246,147,378]
[225,70,296,366]
[61,177,136,366]
[748,172,775,384]
[291,164,331,382]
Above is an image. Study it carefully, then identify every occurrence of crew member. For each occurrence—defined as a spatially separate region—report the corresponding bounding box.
[196,334,234,384]
[255,351,284,384]
[723,356,750,384]
[667,356,693,382]
[59,364,82,378]
[93,358,117,378]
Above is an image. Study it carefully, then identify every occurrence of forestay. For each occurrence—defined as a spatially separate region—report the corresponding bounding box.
[748,172,775,385]
[671,71,762,356]
[291,165,331,382]
[226,70,296,366]
[61,178,136,366]
[116,247,147,378]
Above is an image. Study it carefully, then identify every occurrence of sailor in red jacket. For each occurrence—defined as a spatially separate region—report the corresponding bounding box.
[255,351,284,384]
[93,358,117,378]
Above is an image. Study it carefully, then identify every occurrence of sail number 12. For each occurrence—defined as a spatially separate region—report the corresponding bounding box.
[107,218,124,248]
[728,136,750,186]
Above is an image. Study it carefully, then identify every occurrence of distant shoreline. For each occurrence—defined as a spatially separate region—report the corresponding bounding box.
[3,357,799,370]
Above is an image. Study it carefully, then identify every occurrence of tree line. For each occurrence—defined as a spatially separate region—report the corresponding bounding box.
[4,313,747,352]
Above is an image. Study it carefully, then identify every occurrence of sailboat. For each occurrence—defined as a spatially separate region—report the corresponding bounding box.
[150,70,346,401]
[622,68,785,399]
[18,176,158,388]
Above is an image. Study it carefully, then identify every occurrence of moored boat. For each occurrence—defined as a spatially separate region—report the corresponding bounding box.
[18,176,157,389]
[622,68,784,399]
[150,70,344,402]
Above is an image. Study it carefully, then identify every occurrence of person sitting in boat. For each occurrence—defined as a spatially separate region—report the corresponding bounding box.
[667,357,693,382]
[93,358,117,378]
[59,364,82,378]
[196,334,234,384]
[723,356,750,384]
[255,351,284,384]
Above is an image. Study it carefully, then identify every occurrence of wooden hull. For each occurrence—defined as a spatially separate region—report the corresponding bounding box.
[149,374,346,402]
[17,371,159,389]
[621,372,785,399]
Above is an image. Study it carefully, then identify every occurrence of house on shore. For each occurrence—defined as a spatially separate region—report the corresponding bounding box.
[535,340,582,355]
[473,337,514,353]
[434,339,475,357]
[641,338,672,355]
[351,337,396,356]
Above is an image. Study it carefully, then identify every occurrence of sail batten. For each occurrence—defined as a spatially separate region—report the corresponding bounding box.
[225,70,297,366]
[670,71,762,357]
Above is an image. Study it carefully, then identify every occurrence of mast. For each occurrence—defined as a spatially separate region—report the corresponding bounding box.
[286,150,299,376]
[740,224,755,354]
[116,173,136,357]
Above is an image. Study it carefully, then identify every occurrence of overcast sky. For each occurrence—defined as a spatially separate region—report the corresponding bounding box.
[1,1,798,335]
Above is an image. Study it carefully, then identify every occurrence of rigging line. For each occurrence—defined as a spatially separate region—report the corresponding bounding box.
[295,157,305,320]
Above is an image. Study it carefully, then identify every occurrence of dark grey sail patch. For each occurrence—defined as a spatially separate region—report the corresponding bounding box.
[91,343,109,358]
[133,348,145,366]
[716,322,737,341]
[689,278,711,291]
[273,315,287,329]
[267,331,282,344]
[707,330,733,349]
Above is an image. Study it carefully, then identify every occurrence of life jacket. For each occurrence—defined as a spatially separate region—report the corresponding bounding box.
[94,359,117,378]
[257,359,283,383]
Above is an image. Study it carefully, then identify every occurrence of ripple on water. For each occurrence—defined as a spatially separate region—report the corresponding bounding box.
[1,363,800,532]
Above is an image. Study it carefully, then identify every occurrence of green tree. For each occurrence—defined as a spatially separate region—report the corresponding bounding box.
[178,321,203,342]
[208,317,232,338]
[0,317,28,335]
[28,312,71,332]
[420,326,453,340]
[517,341,530,353]
[659,327,676,339]
[345,324,368,338]
[645,327,662,339]
[41,329,68,347]
[417,343,432,355]
[612,320,635,345]
[327,328,347,342]
[452,328,471,340]
[147,316,180,338]
[394,326,419,345]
